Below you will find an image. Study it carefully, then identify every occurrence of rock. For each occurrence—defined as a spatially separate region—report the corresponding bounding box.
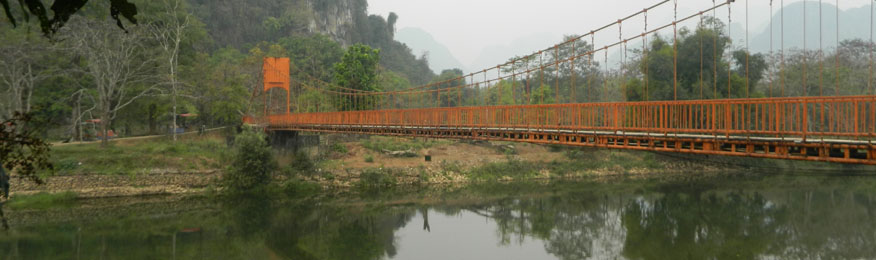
[383,149,418,157]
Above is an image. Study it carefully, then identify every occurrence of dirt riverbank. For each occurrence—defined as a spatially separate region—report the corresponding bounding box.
[9,135,738,199]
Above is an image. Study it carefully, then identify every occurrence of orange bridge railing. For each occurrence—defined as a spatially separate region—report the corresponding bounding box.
[256,96,876,141]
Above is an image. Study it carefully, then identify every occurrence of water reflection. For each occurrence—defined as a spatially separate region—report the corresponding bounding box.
[2,174,876,259]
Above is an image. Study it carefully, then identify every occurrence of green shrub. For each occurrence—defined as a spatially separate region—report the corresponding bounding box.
[439,160,463,174]
[331,143,348,154]
[357,168,397,189]
[364,154,374,163]
[223,129,276,192]
[284,152,314,176]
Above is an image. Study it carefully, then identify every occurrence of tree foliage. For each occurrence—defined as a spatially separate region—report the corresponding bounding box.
[333,44,380,110]
[0,0,138,37]
[627,17,769,101]
[224,128,275,191]
[0,112,52,197]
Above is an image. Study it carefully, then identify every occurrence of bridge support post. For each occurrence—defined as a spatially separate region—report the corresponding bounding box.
[268,130,300,152]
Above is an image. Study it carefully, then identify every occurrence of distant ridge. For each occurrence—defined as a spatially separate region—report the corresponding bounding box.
[748,2,875,53]
[395,27,467,73]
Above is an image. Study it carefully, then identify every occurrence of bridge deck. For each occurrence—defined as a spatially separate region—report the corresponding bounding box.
[262,123,876,165]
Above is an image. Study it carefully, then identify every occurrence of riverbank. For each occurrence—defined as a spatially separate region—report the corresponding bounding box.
[9,132,871,201]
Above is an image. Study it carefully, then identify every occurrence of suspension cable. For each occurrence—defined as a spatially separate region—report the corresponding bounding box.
[555,45,561,103]
[644,11,650,101]
[781,0,785,96]
[713,0,718,98]
[700,12,704,99]
[620,20,626,101]
[770,0,774,97]
[835,0,839,96]
[803,0,807,97]
[745,0,750,98]
[571,41,575,103]
[674,0,678,100]
[590,33,595,102]
[604,49,609,102]
[727,1,732,99]
[819,0,823,96]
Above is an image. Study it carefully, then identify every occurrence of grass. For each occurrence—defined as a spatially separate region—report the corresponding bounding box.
[364,154,374,163]
[361,136,448,153]
[46,135,228,175]
[466,158,542,181]
[461,148,665,181]
[331,143,348,154]
[6,192,78,209]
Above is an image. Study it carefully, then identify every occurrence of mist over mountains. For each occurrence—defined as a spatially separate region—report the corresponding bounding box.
[395,28,467,74]
[727,1,873,54]
[395,1,875,75]
[395,28,560,74]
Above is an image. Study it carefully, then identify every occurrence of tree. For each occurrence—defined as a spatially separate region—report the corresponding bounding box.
[625,17,770,101]
[61,16,157,146]
[147,0,192,142]
[0,112,52,230]
[529,84,555,105]
[0,112,52,197]
[430,69,466,107]
[333,44,380,111]
[200,48,249,125]
[0,26,54,119]
[0,0,138,37]
[279,34,343,82]
[224,128,275,191]
[731,50,767,96]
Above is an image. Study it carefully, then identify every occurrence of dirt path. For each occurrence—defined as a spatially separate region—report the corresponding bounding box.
[52,127,228,146]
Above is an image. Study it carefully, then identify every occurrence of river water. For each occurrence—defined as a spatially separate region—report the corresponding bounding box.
[2,172,875,259]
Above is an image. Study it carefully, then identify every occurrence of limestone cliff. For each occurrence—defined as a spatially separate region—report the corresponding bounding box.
[191,0,366,48]
[305,0,364,46]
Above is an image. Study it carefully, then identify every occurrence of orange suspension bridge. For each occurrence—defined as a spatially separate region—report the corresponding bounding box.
[245,0,876,165]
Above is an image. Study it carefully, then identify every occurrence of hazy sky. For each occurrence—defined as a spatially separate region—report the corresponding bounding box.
[369,0,875,70]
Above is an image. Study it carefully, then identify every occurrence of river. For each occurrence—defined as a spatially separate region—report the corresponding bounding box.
[2,172,875,259]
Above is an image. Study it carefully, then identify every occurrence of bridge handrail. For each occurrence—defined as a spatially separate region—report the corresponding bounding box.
[253,96,876,140]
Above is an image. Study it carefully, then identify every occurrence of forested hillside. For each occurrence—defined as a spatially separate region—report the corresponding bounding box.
[189,0,433,84]
[0,0,433,141]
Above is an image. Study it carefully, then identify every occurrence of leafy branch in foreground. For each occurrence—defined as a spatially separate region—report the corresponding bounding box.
[0,0,138,37]
[1,112,52,198]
